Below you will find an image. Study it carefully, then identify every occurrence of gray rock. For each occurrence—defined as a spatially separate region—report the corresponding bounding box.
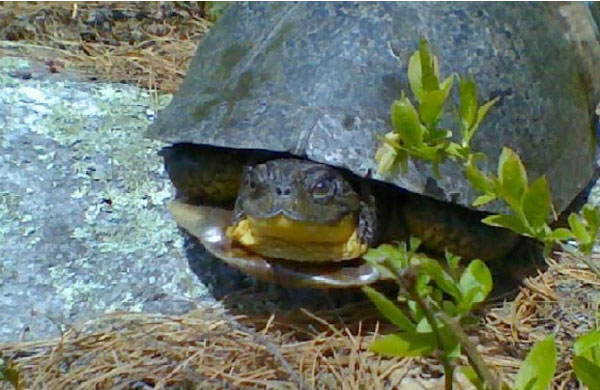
[0,57,210,342]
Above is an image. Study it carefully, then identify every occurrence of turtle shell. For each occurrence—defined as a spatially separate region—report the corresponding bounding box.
[147,2,598,214]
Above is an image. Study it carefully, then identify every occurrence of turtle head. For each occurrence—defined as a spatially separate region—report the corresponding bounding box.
[228,159,368,262]
[236,159,361,224]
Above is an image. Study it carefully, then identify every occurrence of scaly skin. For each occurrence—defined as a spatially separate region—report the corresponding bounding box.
[401,194,520,262]
[160,143,245,206]
[234,159,377,246]
[161,150,519,264]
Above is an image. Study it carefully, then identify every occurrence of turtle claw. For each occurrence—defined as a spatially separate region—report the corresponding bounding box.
[168,200,381,288]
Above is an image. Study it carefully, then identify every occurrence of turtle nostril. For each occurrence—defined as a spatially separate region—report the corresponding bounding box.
[275,186,291,196]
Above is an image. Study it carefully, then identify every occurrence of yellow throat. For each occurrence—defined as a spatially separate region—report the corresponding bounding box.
[226,214,367,262]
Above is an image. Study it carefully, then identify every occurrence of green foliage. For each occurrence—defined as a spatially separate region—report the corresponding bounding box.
[459,366,485,390]
[362,286,416,334]
[0,359,20,390]
[375,40,497,176]
[203,2,230,22]
[375,39,600,260]
[469,146,600,259]
[376,40,457,174]
[458,77,499,149]
[370,38,600,390]
[362,243,492,362]
[573,330,600,390]
[513,336,556,390]
[457,259,492,314]
[369,331,436,357]
[568,205,600,255]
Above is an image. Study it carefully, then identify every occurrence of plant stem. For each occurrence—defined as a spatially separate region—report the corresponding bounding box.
[436,310,504,390]
[406,281,456,390]
[383,258,457,388]
[576,252,600,279]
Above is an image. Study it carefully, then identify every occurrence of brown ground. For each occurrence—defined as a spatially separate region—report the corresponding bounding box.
[1,2,598,389]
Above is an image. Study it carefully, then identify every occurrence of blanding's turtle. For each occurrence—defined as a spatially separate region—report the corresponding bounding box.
[147,2,598,288]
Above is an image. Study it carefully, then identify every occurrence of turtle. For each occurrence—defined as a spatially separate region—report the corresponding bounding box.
[147,2,598,289]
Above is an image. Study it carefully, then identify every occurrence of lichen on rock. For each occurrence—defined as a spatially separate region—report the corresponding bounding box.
[0,57,208,342]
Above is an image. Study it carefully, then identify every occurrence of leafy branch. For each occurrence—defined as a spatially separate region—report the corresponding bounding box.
[375,40,497,175]
[367,39,600,390]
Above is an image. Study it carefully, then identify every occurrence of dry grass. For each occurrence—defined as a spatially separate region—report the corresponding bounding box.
[481,252,600,390]
[1,253,598,389]
[0,2,209,93]
[1,2,599,389]
[0,304,408,390]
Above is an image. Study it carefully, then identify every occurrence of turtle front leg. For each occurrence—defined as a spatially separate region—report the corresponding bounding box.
[159,143,245,207]
[358,193,377,246]
[231,194,247,226]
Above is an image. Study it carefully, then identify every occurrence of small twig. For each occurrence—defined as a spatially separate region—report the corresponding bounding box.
[575,252,600,279]
[382,258,504,390]
[383,259,457,390]
[408,288,455,390]
[436,311,504,390]
[225,314,310,390]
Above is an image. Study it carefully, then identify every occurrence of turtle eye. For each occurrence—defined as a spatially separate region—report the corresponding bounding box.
[310,177,336,199]
[244,174,257,190]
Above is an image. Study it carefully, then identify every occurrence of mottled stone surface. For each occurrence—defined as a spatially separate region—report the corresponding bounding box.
[0,57,210,342]
[148,2,597,215]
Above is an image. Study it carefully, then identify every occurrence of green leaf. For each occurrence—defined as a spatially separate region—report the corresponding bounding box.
[363,243,405,264]
[418,75,453,127]
[0,363,19,389]
[419,39,439,92]
[362,286,416,333]
[416,317,433,333]
[583,204,600,239]
[442,300,457,317]
[390,97,424,148]
[514,335,556,390]
[458,76,478,132]
[412,143,445,163]
[458,259,492,311]
[363,243,410,278]
[471,96,500,136]
[574,331,600,363]
[409,236,422,253]
[419,80,453,127]
[521,176,551,231]
[375,143,398,174]
[583,204,600,228]
[439,74,453,93]
[424,127,452,144]
[549,228,574,242]
[473,194,496,207]
[459,366,485,390]
[415,274,433,300]
[482,214,530,236]
[498,147,528,207]
[445,250,462,273]
[408,51,424,102]
[573,356,600,390]
[369,332,436,357]
[465,154,495,194]
[419,258,461,300]
[408,299,424,324]
[446,141,469,161]
[569,213,592,245]
[438,323,461,359]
